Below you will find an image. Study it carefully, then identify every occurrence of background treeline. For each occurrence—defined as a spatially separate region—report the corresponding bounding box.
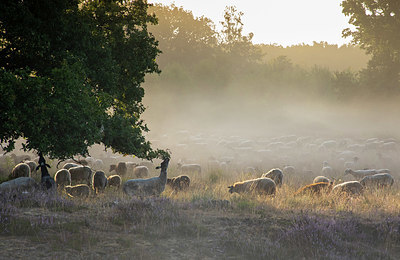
[144,4,396,102]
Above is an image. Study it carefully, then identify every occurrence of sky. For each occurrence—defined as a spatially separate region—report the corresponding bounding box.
[150,0,353,47]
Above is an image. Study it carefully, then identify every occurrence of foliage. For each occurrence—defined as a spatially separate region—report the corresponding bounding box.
[341,0,400,93]
[219,6,262,63]
[148,4,219,69]
[0,0,166,160]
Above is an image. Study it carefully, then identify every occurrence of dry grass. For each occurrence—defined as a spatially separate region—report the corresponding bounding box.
[1,166,400,259]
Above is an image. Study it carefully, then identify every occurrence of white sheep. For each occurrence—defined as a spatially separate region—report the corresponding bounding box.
[9,163,31,179]
[283,166,295,175]
[54,169,71,187]
[93,171,108,194]
[332,181,363,195]
[321,161,334,176]
[344,168,377,179]
[313,176,330,183]
[177,163,201,174]
[228,177,276,196]
[63,163,79,170]
[0,177,37,192]
[109,162,137,176]
[360,173,394,188]
[123,158,170,197]
[65,184,90,197]
[69,166,93,185]
[133,166,149,178]
[23,160,38,175]
[262,168,283,187]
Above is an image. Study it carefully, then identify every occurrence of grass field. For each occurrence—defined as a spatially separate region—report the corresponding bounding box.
[1,165,400,259]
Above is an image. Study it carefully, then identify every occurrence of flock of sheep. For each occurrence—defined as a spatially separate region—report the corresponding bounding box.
[0,133,398,199]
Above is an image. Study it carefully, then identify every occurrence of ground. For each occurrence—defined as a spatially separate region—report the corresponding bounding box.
[1,185,400,259]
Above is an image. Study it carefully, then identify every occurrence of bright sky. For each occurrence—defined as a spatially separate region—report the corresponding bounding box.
[150,0,353,46]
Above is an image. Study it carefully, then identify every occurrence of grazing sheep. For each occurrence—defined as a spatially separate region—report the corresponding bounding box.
[376,169,391,174]
[228,177,276,196]
[9,163,31,179]
[177,163,201,174]
[344,168,377,179]
[93,171,108,194]
[107,175,122,189]
[54,169,71,187]
[167,175,190,191]
[321,161,334,176]
[69,166,93,185]
[283,166,296,175]
[65,184,90,198]
[360,173,394,188]
[23,160,38,175]
[139,161,155,169]
[109,162,137,176]
[0,177,37,192]
[133,166,149,178]
[36,152,56,192]
[262,168,283,187]
[332,181,363,195]
[295,182,334,196]
[63,163,79,170]
[313,176,330,183]
[123,158,170,197]
[10,154,31,164]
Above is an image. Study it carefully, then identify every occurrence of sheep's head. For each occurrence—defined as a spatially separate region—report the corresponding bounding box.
[156,158,170,171]
[344,168,351,175]
[228,185,234,193]
[109,164,116,172]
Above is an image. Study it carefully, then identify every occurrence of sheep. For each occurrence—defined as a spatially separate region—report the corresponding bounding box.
[0,177,38,192]
[123,158,170,197]
[9,163,31,179]
[10,153,31,164]
[69,166,93,185]
[63,163,80,170]
[283,165,296,175]
[133,165,149,178]
[109,162,137,176]
[228,177,276,196]
[177,163,201,174]
[360,173,394,188]
[54,169,71,187]
[262,168,283,187]
[344,168,377,179]
[93,171,108,194]
[321,161,334,176]
[167,175,190,191]
[295,182,334,196]
[376,169,391,174]
[65,184,90,198]
[332,181,363,195]
[23,160,38,175]
[107,175,122,189]
[36,152,56,192]
[313,176,330,183]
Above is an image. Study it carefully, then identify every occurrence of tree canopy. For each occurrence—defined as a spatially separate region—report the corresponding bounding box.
[0,0,168,160]
[342,0,400,93]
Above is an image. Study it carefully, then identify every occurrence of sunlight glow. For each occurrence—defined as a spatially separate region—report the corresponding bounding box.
[150,0,352,46]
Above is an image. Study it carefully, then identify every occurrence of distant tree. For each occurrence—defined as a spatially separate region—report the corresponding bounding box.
[219,6,262,63]
[148,4,219,68]
[0,0,168,160]
[342,0,400,93]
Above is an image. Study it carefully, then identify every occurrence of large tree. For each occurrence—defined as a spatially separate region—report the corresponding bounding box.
[342,0,400,93]
[0,0,167,160]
